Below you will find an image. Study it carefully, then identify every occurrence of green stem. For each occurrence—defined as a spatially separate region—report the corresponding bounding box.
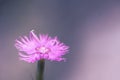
[36,59,45,80]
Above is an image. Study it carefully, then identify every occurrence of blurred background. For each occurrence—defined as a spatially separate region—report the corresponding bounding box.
[0,0,120,80]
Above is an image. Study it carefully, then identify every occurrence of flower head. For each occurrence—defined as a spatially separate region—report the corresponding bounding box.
[15,30,69,63]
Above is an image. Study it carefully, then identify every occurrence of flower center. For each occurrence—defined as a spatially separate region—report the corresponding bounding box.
[36,46,50,54]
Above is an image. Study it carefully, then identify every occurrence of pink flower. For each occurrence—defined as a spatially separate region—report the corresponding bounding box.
[15,30,69,63]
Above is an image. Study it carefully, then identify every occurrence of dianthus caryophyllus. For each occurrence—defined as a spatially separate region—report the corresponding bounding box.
[15,30,69,63]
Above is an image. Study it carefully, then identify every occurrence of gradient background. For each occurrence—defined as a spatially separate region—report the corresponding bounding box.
[0,0,120,80]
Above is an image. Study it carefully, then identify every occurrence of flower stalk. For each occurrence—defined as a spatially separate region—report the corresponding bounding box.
[36,59,45,80]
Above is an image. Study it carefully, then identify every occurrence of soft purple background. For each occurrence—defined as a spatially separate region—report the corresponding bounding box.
[0,0,120,80]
